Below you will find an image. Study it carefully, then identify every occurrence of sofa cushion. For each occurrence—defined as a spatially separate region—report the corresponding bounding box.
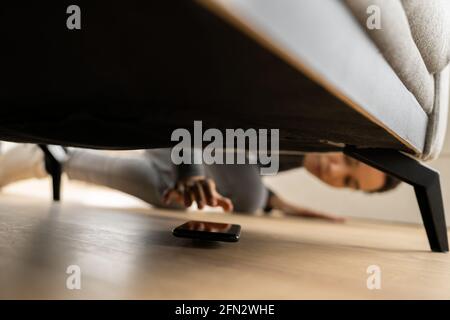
[401,0,450,75]
[345,0,435,114]
[423,66,450,161]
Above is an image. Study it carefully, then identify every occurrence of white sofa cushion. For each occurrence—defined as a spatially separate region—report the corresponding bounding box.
[344,0,436,114]
[401,0,450,75]
[345,0,450,160]
[423,66,450,160]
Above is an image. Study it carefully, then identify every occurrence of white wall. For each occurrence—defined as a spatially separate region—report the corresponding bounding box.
[265,88,450,226]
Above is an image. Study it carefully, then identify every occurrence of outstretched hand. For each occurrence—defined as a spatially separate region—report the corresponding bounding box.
[281,205,346,223]
[269,193,346,223]
[163,176,233,212]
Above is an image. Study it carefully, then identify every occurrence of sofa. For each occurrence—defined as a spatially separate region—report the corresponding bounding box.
[0,0,449,251]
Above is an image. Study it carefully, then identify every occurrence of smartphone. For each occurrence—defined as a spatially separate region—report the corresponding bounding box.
[172,221,241,242]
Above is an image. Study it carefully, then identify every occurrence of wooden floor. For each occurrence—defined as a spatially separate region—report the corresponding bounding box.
[1,193,450,299]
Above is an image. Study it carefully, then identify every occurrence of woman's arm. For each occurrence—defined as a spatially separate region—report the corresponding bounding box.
[267,190,346,223]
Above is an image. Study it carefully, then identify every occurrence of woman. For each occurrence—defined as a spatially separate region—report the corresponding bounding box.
[0,144,400,222]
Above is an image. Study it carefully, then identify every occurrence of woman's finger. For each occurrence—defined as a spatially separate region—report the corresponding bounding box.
[163,188,176,204]
[162,188,171,204]
[201,179,216,206]
[192,182,206,209]
[216,196,234,212]
[183,186,194,207]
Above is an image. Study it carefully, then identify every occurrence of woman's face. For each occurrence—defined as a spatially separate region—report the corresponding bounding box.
[303,153,386,192]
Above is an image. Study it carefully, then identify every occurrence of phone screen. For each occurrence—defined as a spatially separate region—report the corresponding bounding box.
[172,221,241,242]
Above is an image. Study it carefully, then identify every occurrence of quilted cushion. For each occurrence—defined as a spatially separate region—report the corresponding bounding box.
[401,0,450,75]
[344,0,450,114]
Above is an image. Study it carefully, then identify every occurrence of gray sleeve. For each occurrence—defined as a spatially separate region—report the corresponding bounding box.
[176,163,204,179]
[176,148,205,179]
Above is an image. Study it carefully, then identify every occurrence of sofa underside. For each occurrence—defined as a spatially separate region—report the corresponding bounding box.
[0,1,428,155]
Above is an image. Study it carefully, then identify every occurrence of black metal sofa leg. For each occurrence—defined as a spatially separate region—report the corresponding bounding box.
[38,144,62,202]
[344,147,448,253]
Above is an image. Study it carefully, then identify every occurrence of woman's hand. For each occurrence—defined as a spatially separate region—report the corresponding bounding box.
[163,176,233,212]
[269,193,346,223]
[282,205,346,223]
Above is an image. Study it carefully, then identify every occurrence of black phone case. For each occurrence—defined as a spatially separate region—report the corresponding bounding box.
[172,224,241,242]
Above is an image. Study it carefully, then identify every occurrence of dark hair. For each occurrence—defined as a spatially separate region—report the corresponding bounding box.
[372,174,402,193]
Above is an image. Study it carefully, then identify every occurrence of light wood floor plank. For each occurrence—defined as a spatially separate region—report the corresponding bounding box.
[1,194,449,299]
